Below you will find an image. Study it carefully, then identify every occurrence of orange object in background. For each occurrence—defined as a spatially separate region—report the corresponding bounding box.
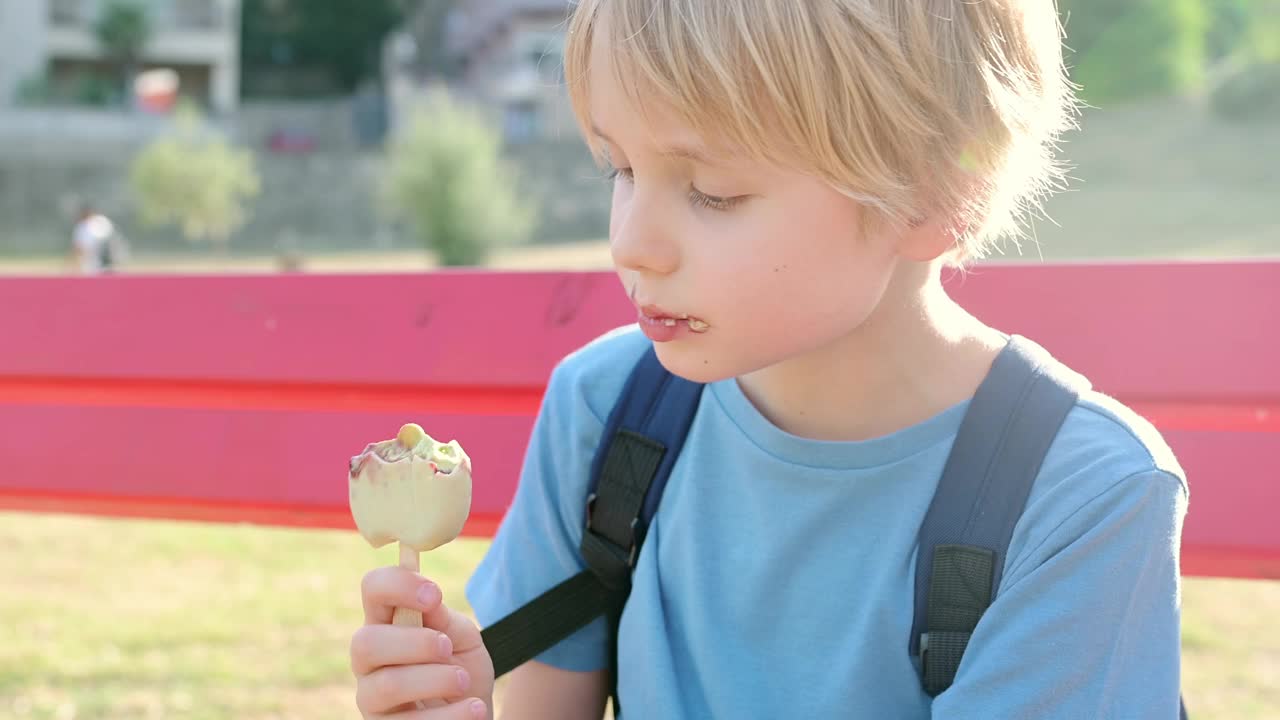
[134,68,179,114]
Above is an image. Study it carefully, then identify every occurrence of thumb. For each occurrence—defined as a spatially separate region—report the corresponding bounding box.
[421,593,485,654]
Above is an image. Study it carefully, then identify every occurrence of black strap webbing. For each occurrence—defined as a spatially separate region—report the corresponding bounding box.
[912,336,1087,695]
[482,570,617,678]
[584,430,666,585]
[921,545,996,694]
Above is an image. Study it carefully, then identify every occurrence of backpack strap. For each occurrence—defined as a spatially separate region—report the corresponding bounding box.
[585,346,703,717]
[481,345,703,696]
[583,344,703,573]
[910,336,1088,696]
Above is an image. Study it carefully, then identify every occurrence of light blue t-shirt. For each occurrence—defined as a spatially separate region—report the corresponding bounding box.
[466,326,1188,719]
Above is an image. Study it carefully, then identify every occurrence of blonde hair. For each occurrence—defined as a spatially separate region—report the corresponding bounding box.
[563,0,1077,262]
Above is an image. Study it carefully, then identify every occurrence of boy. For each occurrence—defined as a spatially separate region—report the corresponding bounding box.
[349,1,1187,717]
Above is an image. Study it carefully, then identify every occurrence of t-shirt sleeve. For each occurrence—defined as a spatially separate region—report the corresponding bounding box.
[464,355,613,672]
[930,468,1188,719]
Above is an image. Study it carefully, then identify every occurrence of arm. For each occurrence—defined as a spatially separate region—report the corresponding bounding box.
[468,334,645,717]
[498,661,608,720]
[467,350,628,678]
[930,469,1187,719]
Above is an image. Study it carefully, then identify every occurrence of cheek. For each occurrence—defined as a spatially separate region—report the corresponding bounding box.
[653,209,894,383]
[712,202,892,327]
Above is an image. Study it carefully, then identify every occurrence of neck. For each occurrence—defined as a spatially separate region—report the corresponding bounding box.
[736,259,1007,442]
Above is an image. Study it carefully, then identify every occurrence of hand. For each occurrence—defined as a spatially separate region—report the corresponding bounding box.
[352,566,495,719]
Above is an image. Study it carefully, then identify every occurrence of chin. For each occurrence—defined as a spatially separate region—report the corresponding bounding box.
[652,341,754,385]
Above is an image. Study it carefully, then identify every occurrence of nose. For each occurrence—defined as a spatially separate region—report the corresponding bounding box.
[610,190,679,276]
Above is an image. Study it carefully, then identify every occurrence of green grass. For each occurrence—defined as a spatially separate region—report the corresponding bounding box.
[0,512,488,720]
[2,512,1277,719]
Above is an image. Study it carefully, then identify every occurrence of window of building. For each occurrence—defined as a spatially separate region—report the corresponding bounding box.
[49,0,87,27]
[173,0,220,29]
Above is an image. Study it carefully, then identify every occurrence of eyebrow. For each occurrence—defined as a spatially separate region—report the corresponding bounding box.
[591,123,726,167]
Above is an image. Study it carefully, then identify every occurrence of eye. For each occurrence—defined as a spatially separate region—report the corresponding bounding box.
[604,164,744,211]
[689,188,744,211]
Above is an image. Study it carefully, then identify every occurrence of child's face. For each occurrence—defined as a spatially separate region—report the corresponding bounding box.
[589,40,905,383]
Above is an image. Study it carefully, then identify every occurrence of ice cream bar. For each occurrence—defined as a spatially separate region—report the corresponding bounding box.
[349,423,473,637]
[348,422,473,553]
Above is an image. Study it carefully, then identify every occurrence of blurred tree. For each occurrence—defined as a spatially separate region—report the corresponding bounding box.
[1205,0,1252,60]
[1245,0,1280,61]
[1060,0,1209,102]
[1209,1,1280,121]
[382,88,537,266]
[1058,0,1136,65]
[94,1,151,103]
[401,0,462,79]
[241,0,412,96]
[130,105,262,252]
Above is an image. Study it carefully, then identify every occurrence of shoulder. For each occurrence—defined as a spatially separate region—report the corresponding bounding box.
[543,323,652,427]
[1017,334,1186,505]
[1044,389,1188,498]
[999,346,1189,584]
[1000,386,1189,587]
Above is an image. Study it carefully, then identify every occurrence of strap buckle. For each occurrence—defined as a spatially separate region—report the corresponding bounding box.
[582,492,640,588]
[919,629,973,696]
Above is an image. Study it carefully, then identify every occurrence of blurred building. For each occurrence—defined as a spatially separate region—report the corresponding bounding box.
[0,0,242,114]
[448,0,574,142]
[388,0,574,144]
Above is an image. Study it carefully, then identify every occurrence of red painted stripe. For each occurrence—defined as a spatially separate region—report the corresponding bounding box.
[2,377,1274,435]
[0,377,546,416]
[1182,546,1280,581]
[1126,400,1280,433]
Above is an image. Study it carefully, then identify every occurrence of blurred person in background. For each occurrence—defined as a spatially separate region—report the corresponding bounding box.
[70,203,130,275]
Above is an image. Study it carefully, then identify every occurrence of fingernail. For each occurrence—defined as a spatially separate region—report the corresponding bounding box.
[456,667,471,693]
[417,581,440,607]
[438,633,453,657]
[469,698,487,719]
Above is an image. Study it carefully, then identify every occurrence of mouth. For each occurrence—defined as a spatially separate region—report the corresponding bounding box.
[637,304,710,332]
[629,282,710,333]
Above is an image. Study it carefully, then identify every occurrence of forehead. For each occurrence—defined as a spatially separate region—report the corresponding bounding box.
[585,32,678,135]
[585,26,737,165]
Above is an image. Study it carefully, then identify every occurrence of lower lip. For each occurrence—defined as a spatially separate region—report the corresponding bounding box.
[637,313,698,343]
